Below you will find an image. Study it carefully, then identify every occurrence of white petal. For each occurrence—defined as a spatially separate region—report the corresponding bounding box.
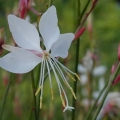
[92,66,107,76]
[51,33,74,58]
[2,44,21,51]
[0,49,41,73]
[78,64,87,74]
[80,74,88,85]
[39,6,60,51]
[8,15,42,52]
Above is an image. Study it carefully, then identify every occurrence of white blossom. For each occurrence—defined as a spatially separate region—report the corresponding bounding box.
[0,6,79,111]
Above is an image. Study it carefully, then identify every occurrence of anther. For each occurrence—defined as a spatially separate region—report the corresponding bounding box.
[35,86,41,96]
[70,87,77,99]
[67,73,76,81]
[63,81,69,88]
[60,95,65,107]
[74,73,81,81]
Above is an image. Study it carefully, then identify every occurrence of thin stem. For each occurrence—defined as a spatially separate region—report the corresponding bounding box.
[79,0,91,22]
[48,0,53,7]
[71,39,80,120]
[85,77,109,120]
[92,62,120,120]
[0,73,13,120]
[71,0,81,120]
[75,0,99,34]
[30,7,42,16]
[31,70,37,120]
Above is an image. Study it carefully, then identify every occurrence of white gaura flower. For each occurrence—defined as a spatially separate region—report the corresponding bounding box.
[0,6,80,112]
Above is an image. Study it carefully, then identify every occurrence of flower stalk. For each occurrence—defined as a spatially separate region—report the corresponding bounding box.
[84,78,110,120]
[76,0,99,34]
[92,62,120,120]
[0,74,13,120]
[71,0,81,119]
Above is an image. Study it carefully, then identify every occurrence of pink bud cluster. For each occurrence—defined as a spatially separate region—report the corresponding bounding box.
[18,0,30,18]
[111,44,120,85]
[0,28,5,55]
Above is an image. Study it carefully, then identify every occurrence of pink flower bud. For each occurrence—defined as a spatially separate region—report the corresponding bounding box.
[118,43,120,61]
[112,75,120,85]
[18,0,30,18]
[111,62,117,74]
[74,27,85,40]
[0,28,5,55]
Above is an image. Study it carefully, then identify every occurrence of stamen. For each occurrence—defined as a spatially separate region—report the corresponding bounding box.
[52,57,80,81]
[59,83,69,107]
[40,97,43,109]
[46,59,54,100]
[63,81,68,87]
[50,59,71,91]
[53,57,75,74]
[63,81,77,99]
[48,57,75,107]
[35,86,41,96]
[74,73,81,81]
[67,72,76,81]
[40,60,45,108]
[70,87,77,99]
[60,95,65,107]
[39,58,44,86]
[47,58,62,95]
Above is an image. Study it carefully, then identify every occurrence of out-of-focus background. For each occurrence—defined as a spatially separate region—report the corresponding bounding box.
[0,0,120,120]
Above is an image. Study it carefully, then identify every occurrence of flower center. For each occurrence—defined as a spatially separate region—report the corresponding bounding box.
[43,51,49,60]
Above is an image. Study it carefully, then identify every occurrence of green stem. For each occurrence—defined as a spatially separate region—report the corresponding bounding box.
[85,78,109,120]
[71,1,81,120]
[48,0,53,7]
[71,43,79,120]
[79,0,91,22]
[75,0,98,34]
[31,70,37,120]
[92,62,120,120]
[0,74,13,120]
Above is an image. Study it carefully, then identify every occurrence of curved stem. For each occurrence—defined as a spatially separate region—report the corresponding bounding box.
[75,0,99,34]
[92,62,120,120]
